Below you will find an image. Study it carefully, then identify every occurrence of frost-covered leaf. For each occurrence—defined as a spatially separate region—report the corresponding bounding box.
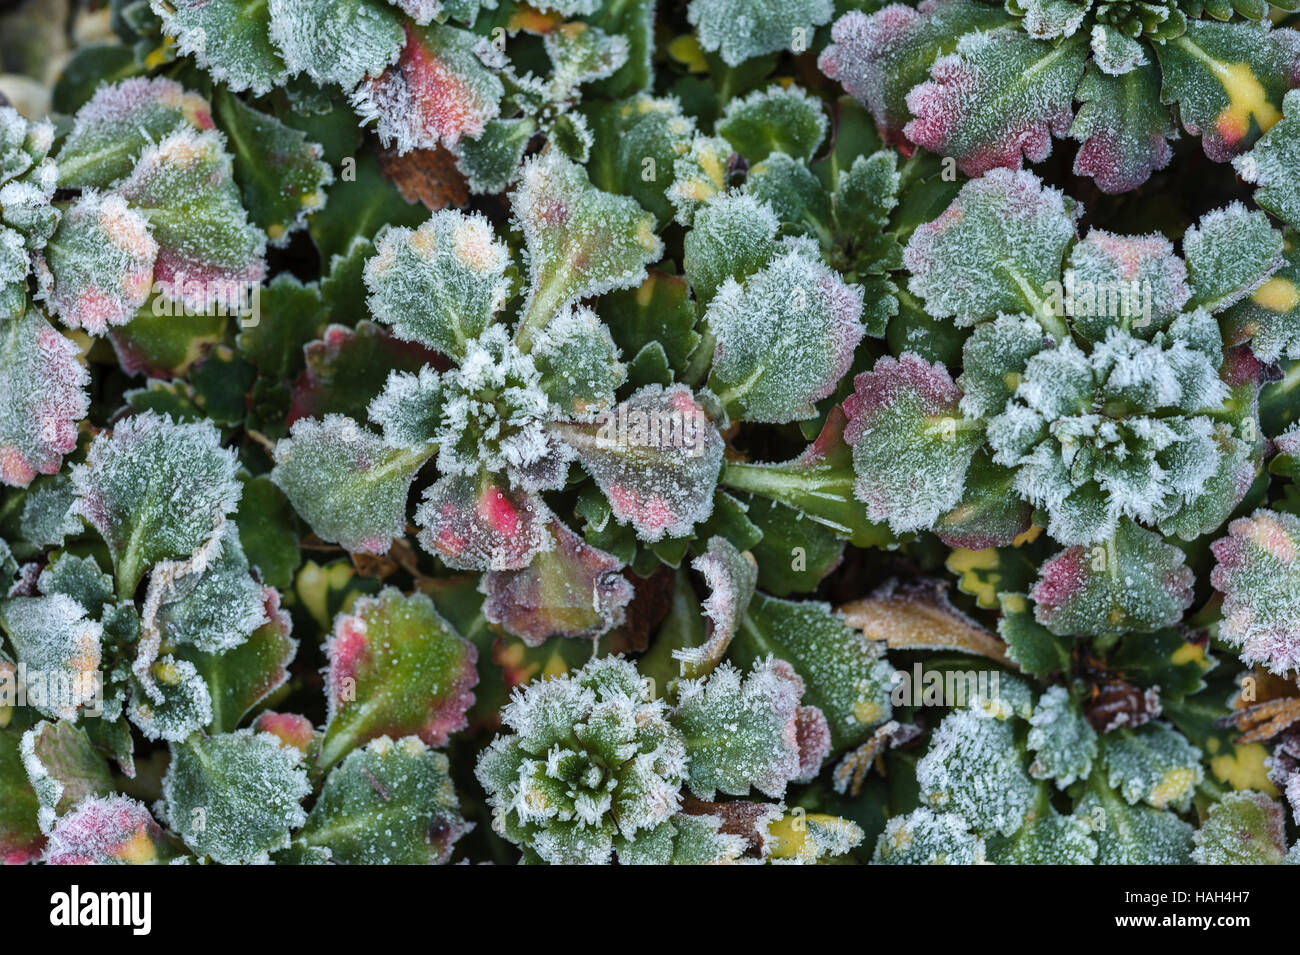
[456,117,535,194]
[1062,228,1191,339]
[214,90,332,247]
[585,94,696,227]
[1077,778,1193,864]
[368,367,443,450]
[1027,686,1097,788]
[298,735,470,864]
[1220,233,1300,361]
[267,0,405,89]
[72,412,240,596]
[553,384,723,542]
[272,414,432,555]
[683,191,777,308]
[55,78,213,190]
[1070,60,1176,194]
[687,0,833,67]
[672,536,757,679]
[1155,20,1300,163]
[618,812,748,865]
[1191,790,1289,864]
[36,190,157,333]
[320,587,477,771]
[986,810,1097,864]
[0,308,89,488]
[154,0,290,95]
[1030,520,1194,638]
[746,496,845,596]
[743,154,832,242]
[667,135,731,226]
[705,246,865,424]
[19,476,81,548]
[671,658,819,800]
[916,709,1035,837]
[1236,89,1300,231]
[530,305,626,420]
[129,655,215,742]
[475,655,686,864]
[353,21,503,154]
[731,592,896,751]
[415,471,552,570]
[904,28,1087,176]
[716,85,827,163]
[904,168,1078,327]
[1,595,102,721]
[764,811,864,864]
[513,151,663,348]
[1181,202,1283,313]
[843,353,982,534]
[179,589,297,734]
[115,128,267,314]
[818,1,1013,150]
[20,719,113,834]
[364,209,510,359]
[1102,722,1203,810]
[1210,508,1300,675]
[873,807,986,864]
[155,523,268,654]
[162,729,310,864]
[481,518,633,646]
[44,795,174,865]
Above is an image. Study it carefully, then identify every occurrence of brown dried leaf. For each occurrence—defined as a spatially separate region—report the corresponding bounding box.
[839,579,1011,665]
[376,145,468,211]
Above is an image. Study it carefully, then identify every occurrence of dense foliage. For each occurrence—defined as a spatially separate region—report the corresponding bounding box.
[1,0,1299,865]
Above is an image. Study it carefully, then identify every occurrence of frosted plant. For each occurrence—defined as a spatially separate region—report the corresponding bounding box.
[841,170,1274,571]
[820,1,1300,198]
[0,106,58,320]
[1210,508,1300,675]
[1191,790,1290,864]
[475,655,841,864]
[274,153,726,646]
[0,412,282,760]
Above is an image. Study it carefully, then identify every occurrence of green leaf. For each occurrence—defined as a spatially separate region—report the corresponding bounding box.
[1192,790,1289,864]
[512,152,663,350]
[162,728,310,863]
[1077,773,1193,864]
[585,94,696,226]
[297,735,470,864]
[235,474,302,590]
[267,0,404,89]
[319,587,477,772]
[71,411,240,597]
[717,84,828,163]
[599,270,701,374]
[159,0,290,95]
[1156,20,1300,163]
[308,150,425,264]
[721,406,900,548]
[730,592,896,751]
[747,496,845,596]
[177,593,297,734]
[271,414,433,555]
[1029,519,1195,638]
[214,89,332,247]
[1070,60,1176,193]
[688,0,835,67]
